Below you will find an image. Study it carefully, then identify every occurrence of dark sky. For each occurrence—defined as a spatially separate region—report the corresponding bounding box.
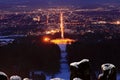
[0,0,119,4]
[0,0,120,8]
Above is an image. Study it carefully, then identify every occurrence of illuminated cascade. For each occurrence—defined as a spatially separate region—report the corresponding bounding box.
[44,12,75,44]
[60,12,64,39]
[49,12,75,44]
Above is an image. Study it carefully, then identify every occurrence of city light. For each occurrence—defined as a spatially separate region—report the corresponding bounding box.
[43,37,50,42]
[50,11,75,44]
[116,21,120,25]
[50,38,75,44]
[60,12,64,39]
[45,29,59,35]
[33,16,40,22]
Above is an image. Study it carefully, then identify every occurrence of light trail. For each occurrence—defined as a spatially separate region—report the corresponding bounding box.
[60,12,64,39]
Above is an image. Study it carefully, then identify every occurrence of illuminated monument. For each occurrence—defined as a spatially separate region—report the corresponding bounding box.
[50,12,75,44]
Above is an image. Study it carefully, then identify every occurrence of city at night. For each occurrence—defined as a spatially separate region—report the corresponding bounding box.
[0,0,120,80]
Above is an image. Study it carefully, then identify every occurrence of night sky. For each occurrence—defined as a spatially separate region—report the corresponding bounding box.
[0,0,120,9]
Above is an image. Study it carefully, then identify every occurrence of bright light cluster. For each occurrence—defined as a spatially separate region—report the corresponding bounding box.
[50,38,75,44]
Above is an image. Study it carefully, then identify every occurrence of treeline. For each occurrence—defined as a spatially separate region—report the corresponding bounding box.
[0,36,61,77]
[66,39,120,71]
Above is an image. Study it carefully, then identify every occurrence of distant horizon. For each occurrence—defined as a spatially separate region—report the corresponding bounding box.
[0,0,120,11]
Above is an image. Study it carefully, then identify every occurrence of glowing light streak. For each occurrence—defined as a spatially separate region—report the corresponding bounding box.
[60,12,64,39]
[50,38,75,44]
[44,12,75,44]
[45,29,59,34]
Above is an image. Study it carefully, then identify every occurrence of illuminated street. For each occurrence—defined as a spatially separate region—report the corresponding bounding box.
[0,0,120,80]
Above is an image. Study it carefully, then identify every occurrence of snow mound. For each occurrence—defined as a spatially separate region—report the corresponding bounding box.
[70,59,89,68]
[10,75,22,80]
[73,78,83,80]
[101,63,115,71]
[23,78,32,80]
[50,78,64,80]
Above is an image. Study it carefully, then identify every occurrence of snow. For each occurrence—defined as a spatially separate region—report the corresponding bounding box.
[0,39,14,42]
[53,51,70,80]
[0,39,14,46]
[70,62,79,68]
[10,75,22,80]
[78,59,89,64]
[70,59,89,68]
[50,78,64,80]
[23,78,32,80]
[117,73,120,80]
[0,71,7,77]
[73,78,83,80]
[0,35,26,38]
[45,44,70,80]
[58,44,66,52]
[101,63,115,71]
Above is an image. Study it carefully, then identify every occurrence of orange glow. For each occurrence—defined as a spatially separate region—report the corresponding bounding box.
[45,29,59,35]
[116,21,120,25]
[43,37,50,42]
[50,38,75,44]
[33,16,40,22]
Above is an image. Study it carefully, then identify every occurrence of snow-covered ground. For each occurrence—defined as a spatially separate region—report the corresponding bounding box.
[1,39,119,80]
[0,39,14,46]
[0,39,14,42]
[45,44,70,80]
[117,74,120,80]
[45,44,120,80]
[0,35,26,38]
[0,35,26,46]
